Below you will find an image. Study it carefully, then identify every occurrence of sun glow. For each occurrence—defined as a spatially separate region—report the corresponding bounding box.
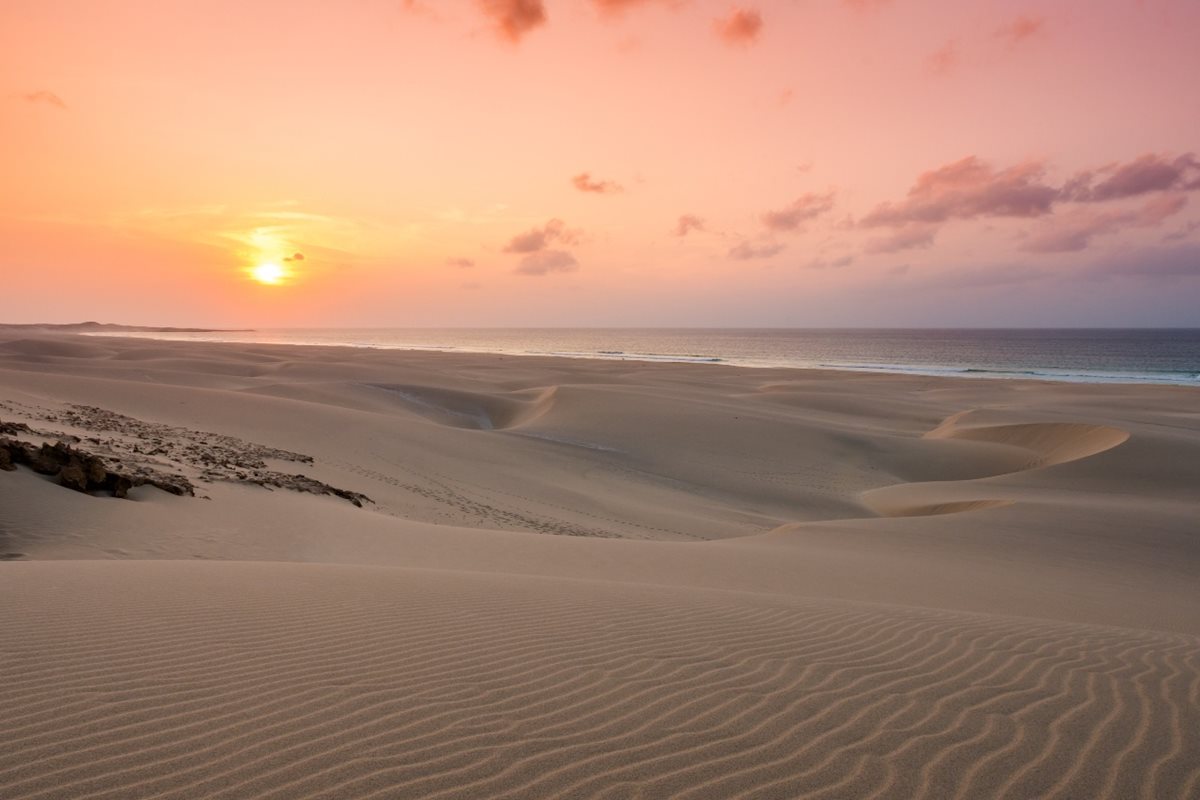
[250,262,287,285]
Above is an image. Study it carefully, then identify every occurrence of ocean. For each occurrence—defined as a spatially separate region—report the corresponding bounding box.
[88,328,1200,386]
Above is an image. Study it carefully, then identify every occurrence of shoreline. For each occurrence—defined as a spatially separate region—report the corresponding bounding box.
[74,328,1200,388]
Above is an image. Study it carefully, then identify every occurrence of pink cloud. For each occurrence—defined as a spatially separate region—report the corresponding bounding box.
[927,41,958,75]
[862,152,1200,256]
[502,218,580,253]
[591,0,676,15]
[713,8,763,47]
[761,192,835,232]
[673,214,707,236]
[515,250,578,275]
[572,172,623,194]
[1088,244,1200,281]
[22,90,67,110]
[728,240,784,260]
[843,0,892,10]
[865,224,938,254]
[477,0,547,43]
[1023,194,1188,253]
[805,255,855,269]
[446,257,475,268]
[1064,153,1200,202]
[861,157,1058,227]
[997,14,1046,47]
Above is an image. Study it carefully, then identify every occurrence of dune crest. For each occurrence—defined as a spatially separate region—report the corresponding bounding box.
[925,411,1130,470]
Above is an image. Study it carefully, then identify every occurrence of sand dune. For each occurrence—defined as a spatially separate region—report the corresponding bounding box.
[2,333,1199,799]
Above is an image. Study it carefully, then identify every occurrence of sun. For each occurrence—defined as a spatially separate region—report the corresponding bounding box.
[250,262,287,285]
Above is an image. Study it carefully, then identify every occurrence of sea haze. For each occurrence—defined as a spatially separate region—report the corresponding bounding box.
[86,328,1200,386]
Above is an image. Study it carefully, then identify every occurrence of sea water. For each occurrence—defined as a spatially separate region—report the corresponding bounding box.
[88,328,1200,386]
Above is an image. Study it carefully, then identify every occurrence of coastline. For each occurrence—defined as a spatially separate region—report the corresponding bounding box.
[77,327,1200,387]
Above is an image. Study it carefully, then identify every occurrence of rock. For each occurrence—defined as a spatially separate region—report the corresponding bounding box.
[58,462,88,491]
[108,475,134,499]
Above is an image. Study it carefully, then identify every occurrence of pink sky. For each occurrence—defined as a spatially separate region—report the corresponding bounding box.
[2,0,1198,327]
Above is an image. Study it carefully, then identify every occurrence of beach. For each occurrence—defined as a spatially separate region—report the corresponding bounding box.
[2,332,1198,799]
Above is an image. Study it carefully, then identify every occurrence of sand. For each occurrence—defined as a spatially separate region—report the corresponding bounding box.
[1,333,1198,799]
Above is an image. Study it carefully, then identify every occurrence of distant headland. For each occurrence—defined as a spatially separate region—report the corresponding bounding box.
[0,321,252,333]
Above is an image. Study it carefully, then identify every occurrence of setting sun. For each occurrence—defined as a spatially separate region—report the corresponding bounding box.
[250,262,286,286]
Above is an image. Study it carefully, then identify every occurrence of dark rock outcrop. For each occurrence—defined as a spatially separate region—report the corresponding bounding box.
[0,435,193,498]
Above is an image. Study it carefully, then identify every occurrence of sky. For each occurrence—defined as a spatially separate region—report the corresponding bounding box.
[2,0,1199,328]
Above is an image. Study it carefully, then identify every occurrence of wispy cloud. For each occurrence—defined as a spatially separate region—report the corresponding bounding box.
[446,257,476,268]
[673,214,707,237]
[503,219,581,275]
[860,152,1200,254]
[927,40,958,75]
[515,250,578,275]
[861,157,1058,227]
[502,218,580,253]
[842,0,892,11]
[713,8,763,47]
[572,172,623,194]
[477,0,547,43]
[761,192,835,232]
[728,239,784,260]
[21,90,67,110]
[804,255,855,269]
[1023,194,1187,253]
[865,224,938,254]
[1062,153,1200,202]
[996,14,1046,47]
[1086,244,1200,281]
[591,0,676,16]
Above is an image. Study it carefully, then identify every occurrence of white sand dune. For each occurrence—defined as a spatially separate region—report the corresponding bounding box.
[2,333,1199,799]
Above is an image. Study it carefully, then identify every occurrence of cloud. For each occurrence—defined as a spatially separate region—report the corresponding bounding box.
[22,90,66,110]
[927,264,1046,291]
[502,218,579,253]
[843,0,892,10]
[862,152,1200,254]
[572,172,623,194]
[515,250,578,275]
[1163,220,1200,243]
[927,40,958,75]
[713,8,762,46]
[805,255,855,269]
[861,157,1058,227]
[761,192,835,232]
[1023,194,1188,253]
[996,14,1045,46]
[728,240,785,260]
[446,257,476,268]
[674,215,707,236]
[503,219,581,274]
[591,0,674,15]
[1063,153,1200,202]
[1086,244,1200,281]
[477,0,547,43]
[283,252,305,262]
[865,224,938,253]
[400,0,438,19]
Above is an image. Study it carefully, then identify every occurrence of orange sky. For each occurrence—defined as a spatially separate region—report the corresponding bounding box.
[2,0,1199,327]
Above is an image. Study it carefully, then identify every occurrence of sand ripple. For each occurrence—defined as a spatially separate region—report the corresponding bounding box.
[1,561,1196,800]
